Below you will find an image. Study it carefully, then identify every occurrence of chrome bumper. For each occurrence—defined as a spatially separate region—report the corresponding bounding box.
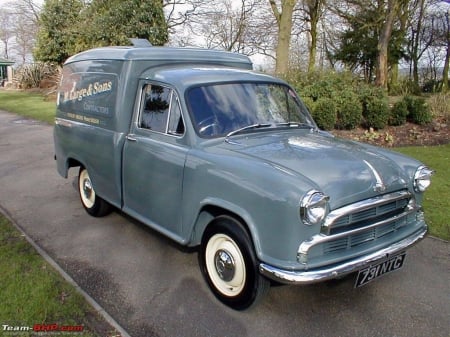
[259,226,427,285]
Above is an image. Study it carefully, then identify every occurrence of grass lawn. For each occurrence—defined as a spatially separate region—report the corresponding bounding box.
[395,145,450,241]
[0,215,115,337]
[0,90,55,124]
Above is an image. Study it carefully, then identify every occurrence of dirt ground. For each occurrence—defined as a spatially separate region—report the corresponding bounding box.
[332,118,450,147]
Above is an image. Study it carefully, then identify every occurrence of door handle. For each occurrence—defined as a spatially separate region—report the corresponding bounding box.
[126,134,137,142]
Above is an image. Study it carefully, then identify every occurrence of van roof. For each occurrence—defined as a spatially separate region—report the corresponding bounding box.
[142,66,285,89]
[64,46,253,67]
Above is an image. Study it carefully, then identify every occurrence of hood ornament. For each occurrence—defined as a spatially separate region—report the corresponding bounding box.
[364,160,386,193]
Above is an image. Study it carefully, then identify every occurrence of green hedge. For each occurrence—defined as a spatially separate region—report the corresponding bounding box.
[285,70,434,131]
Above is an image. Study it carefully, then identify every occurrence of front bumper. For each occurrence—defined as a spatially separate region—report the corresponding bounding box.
[259,226,427,285]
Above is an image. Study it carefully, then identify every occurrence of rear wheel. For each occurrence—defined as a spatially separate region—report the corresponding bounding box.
[78,167,112,217]
[199,216,270,310]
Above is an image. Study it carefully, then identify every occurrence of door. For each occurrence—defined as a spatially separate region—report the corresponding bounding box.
[122,83,187,239]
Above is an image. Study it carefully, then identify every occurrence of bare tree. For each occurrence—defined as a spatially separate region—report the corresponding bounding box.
[431,8,450,91]
[302,0,326,72]
[0,0,41,63]
[164,0,199,36]
[12,11,37,65]
[443,11,450,91]
[269,0,297,74]
[375,0,401,88]
[0,9,14,59]
[203,0,272,55]
[170,0,276,58]
[10,0,41,25]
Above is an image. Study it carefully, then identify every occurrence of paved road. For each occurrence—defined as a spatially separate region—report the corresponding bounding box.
[0,110,449,337]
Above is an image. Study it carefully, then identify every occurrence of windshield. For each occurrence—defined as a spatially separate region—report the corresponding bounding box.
[187,82,315,138]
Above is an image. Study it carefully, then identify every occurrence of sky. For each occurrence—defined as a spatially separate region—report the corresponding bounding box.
[0,0,269,68]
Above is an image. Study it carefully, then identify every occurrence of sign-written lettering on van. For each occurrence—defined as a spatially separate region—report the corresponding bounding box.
[62,81,113,103]
[66,112,100,125]
[57,72,117,120]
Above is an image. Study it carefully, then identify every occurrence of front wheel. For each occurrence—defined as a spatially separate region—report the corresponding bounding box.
[199,216,270,310]
[78,167,112,217]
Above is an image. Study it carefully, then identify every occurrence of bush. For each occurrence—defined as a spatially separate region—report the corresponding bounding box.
[389,99,409,126]
[300,96,315,113]
[428,92,450,122]
[358,85,389,129]
[301,80,334,102]
[13,63,60,89]
[312,97,336,130]
[334,91,362,130]
[389,78,421,96]
[363,98,389,129]
[422,79,442,93]
[404,96,432,125]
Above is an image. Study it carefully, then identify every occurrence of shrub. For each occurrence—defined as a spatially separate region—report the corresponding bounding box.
[389,78,421,96]
[404,96,432,125]
[358,85,389,129]
[422,79,442,93]
[362,97,389,129]
[300,96,315,113]
[13,63,60,90]
[312,97,336,130]
[334,91,362,130]
[301,80,334,102]
[428,92,450,122]
[389,99,409,126]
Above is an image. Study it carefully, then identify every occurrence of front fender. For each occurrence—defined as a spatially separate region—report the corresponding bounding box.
[181,148,319,269]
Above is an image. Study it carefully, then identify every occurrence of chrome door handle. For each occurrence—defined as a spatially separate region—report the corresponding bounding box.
[126,134,137,141]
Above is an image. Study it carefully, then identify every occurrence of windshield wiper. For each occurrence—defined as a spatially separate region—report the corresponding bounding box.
[225,123,272,141]
[275,122,314,129]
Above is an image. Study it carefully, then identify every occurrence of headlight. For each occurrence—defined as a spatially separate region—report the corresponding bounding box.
[300,190,329,226]
[414,166,434,192]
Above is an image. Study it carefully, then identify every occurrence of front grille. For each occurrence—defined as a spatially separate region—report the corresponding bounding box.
[297,190,418,265]
[323,216,408,255]
[322,191,411,235]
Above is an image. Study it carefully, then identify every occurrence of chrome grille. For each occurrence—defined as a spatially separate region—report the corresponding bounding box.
[322,191,411,235]
[322,214,408,255]
[298,191,421,266]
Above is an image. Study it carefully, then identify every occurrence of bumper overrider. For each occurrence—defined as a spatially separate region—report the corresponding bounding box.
[259,226,427,285]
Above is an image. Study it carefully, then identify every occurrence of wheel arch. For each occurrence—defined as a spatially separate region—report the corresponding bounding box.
[190,201,260,257]
[57,156,84,178]
[196,204,271,309]
[67,157,83,170]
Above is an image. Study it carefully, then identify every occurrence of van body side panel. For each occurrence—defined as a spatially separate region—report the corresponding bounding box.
[54,60,126,208]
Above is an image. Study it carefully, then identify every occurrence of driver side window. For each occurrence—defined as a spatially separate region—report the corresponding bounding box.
[139,84,184,136]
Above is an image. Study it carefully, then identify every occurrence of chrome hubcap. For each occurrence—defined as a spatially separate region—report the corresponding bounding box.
[214,249,235,282]
[83,179,93,199]
[205,233,246,296]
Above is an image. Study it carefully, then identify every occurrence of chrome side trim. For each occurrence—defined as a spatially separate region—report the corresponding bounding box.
[55,117,77,128]
[322,190,411,234]
[259,226,427,285]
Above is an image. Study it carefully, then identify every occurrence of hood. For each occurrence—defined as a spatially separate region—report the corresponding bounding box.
[224,130,410,209]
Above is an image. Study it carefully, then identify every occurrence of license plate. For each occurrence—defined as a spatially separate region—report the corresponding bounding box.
[355,252,406,288]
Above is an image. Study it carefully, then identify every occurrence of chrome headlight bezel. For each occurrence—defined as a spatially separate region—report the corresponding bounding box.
[413,165,434,192]
[300,190,330,226]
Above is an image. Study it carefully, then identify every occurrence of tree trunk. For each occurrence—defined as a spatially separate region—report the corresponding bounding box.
[269,0,296,75]
[412,0,426,88]
[375,0,398,88]
[442,12,450,92]
[307,0,321,73]
[308,23,317,72]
